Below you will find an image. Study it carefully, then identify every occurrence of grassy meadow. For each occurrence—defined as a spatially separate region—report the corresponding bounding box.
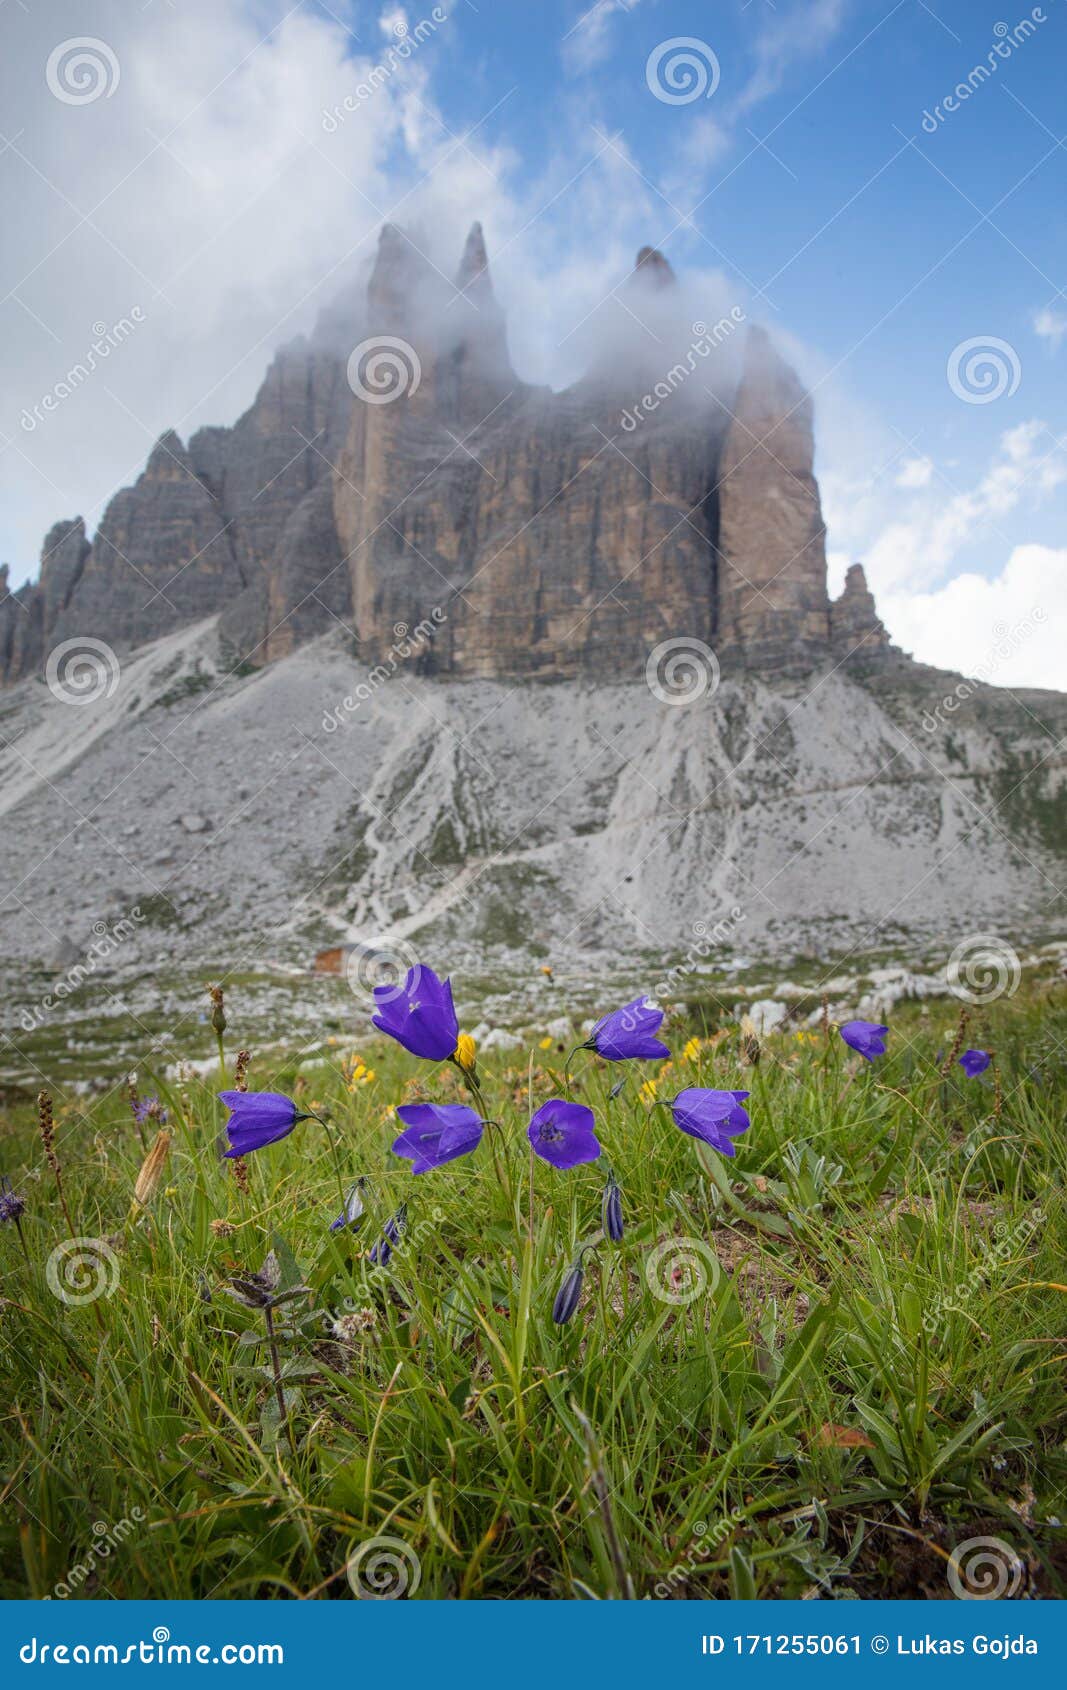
[0,976,1064,1600]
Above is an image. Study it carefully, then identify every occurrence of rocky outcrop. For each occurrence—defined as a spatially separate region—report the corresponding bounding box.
[715,327,830,674]
[2,221,888,689]
[831,562,891,658]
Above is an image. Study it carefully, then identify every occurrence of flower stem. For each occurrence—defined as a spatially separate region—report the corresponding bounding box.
[264,1303,295,1457]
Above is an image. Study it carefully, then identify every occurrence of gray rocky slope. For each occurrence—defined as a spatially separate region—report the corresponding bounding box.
[0,616,1063,1018]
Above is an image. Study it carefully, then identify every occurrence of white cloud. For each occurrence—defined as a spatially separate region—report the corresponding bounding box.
[821,417,1067,599]
[896,456,933,489]
[1033,305,1067,350]
[2,0,705,586]
[731,0,848,119]
[562,1,645,75]
[882,544,1065,689]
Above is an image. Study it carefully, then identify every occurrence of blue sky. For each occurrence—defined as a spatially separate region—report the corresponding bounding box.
[2,0,1065,682]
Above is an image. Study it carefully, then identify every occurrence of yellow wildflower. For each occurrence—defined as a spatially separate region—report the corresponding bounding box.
[455,1033,477,1072]
[539,1036,553,1050]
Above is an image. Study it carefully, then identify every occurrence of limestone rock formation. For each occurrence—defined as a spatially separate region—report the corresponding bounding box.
[831,562,891,657]
[2,221,891,690]
[714,326,831,674]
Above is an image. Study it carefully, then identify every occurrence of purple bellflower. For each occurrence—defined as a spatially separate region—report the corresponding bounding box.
[218,1091,310,1158]
[959,1048,992,1078]
[527,1099,602,1170]
[839,1020,889,1062]
[584,996,669,1061]
[392,1103,484,1173]
[371,966,459,1062]
[669,1088,751,1157]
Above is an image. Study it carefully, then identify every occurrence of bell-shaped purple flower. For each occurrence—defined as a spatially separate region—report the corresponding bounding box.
[586,996,669,1061]
[839,1020,888,1062]
[527,1099,601,1170]
[392,1103,484,1173]
[669,1088,751,1157]
[219,1090,307,1158]
[959,1048,991,1078]
[371,966,459,1062]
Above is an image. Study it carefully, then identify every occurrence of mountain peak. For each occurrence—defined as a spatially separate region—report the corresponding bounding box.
[456,221,491,294]
[633,245,675,288]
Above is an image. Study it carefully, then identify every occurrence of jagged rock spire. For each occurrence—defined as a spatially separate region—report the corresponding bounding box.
[830,563,890,657]
[456,221,492,296]
[715,324,830,673]
[633,244,675,289]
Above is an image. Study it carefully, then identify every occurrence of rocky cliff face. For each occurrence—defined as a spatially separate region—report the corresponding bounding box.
[1,222,892,689]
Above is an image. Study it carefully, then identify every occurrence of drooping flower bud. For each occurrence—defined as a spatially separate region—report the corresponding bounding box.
[601,1172,624,1242]
[370,1204,407,1266]
[552,1254,587,1326]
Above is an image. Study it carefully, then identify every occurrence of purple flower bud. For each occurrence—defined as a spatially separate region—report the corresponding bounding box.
[330,1180,367,1232]
[602,1173,624,1242]
[552,1257,586,1326]
[370,1204,407,1267]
